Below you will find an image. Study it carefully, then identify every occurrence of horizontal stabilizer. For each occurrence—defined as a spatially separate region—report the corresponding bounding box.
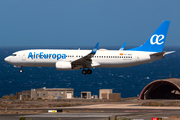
[150,51,166,56]
[165,51,175,55]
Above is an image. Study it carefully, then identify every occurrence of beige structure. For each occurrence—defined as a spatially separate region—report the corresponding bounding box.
[17,87,74,100]
[16,92,22,100]
[81,91,91,99]
[99,89,112,99]
[22,91,31,99]
[109,93,121,100]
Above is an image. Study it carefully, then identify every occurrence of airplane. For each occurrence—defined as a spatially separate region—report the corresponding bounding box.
[4,21,175,75]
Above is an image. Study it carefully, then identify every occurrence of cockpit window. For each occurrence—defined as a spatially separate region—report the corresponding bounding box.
[11,54,17,56]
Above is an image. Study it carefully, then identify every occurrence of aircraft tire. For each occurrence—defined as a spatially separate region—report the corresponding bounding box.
[82,70,87,75]
[87,69,92,74]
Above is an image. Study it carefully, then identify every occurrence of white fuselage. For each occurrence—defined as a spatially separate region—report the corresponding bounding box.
[4,49,162,69]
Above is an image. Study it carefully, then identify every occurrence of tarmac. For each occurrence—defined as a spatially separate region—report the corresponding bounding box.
[1,100,180,120]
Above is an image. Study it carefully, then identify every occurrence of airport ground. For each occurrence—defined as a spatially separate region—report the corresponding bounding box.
[0,99,180,120]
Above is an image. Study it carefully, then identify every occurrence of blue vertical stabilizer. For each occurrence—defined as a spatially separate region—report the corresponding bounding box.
[128,21,170,52]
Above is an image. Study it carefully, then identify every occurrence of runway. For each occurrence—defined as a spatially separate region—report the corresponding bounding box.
[0,104,180,120]
[0,109,180,120]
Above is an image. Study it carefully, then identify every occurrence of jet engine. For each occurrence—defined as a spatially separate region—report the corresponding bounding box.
[55,61,72,70]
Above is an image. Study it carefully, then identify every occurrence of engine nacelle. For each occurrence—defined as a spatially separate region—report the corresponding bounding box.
[55,61,72,70]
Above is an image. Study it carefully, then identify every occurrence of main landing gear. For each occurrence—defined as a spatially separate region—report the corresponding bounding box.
[82,68,92,75]
[20,67,23,73]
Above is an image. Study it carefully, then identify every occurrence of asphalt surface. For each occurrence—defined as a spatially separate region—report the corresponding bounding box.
[0,109,180,120]
[1,100,180,120]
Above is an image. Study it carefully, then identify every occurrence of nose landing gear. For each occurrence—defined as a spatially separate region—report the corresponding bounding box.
[20,67,23,73]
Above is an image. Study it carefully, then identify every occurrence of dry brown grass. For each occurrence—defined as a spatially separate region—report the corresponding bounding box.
[0,110,46,114]
[141,101,180,106]
[1,94,16,100]
[48,103,82,107]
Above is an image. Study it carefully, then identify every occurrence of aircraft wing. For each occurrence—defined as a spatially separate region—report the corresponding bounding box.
[71,42,100,67]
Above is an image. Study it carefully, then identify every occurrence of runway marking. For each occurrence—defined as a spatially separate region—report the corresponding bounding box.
[21,113,131,118]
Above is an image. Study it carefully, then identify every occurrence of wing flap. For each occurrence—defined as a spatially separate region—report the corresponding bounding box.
[91,61,100,67]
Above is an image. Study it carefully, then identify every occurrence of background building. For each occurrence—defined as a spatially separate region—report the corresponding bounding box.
[99,89,112,99]
[99,89,121,100]
[81,91,91,99]
[16,87,74,100]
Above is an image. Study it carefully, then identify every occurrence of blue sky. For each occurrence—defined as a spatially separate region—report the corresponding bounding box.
[0,0,179,47]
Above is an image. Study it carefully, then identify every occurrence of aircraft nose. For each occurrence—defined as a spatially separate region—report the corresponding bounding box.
[4,56,11,63]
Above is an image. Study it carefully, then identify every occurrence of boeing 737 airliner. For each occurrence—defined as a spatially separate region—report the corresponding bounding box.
[4,21,174,75]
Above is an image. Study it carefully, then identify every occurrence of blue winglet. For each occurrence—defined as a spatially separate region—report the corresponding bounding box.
[119,42,126,50]
[91,42,99,54]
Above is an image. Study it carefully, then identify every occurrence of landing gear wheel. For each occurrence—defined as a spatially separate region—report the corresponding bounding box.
[82,70,87,75]
[20,67,23,73]
[20,69,23,73]
[87,69,92,74]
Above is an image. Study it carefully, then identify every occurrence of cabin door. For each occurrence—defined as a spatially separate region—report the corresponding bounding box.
[136,54,140,62]
[22,53,26,61]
